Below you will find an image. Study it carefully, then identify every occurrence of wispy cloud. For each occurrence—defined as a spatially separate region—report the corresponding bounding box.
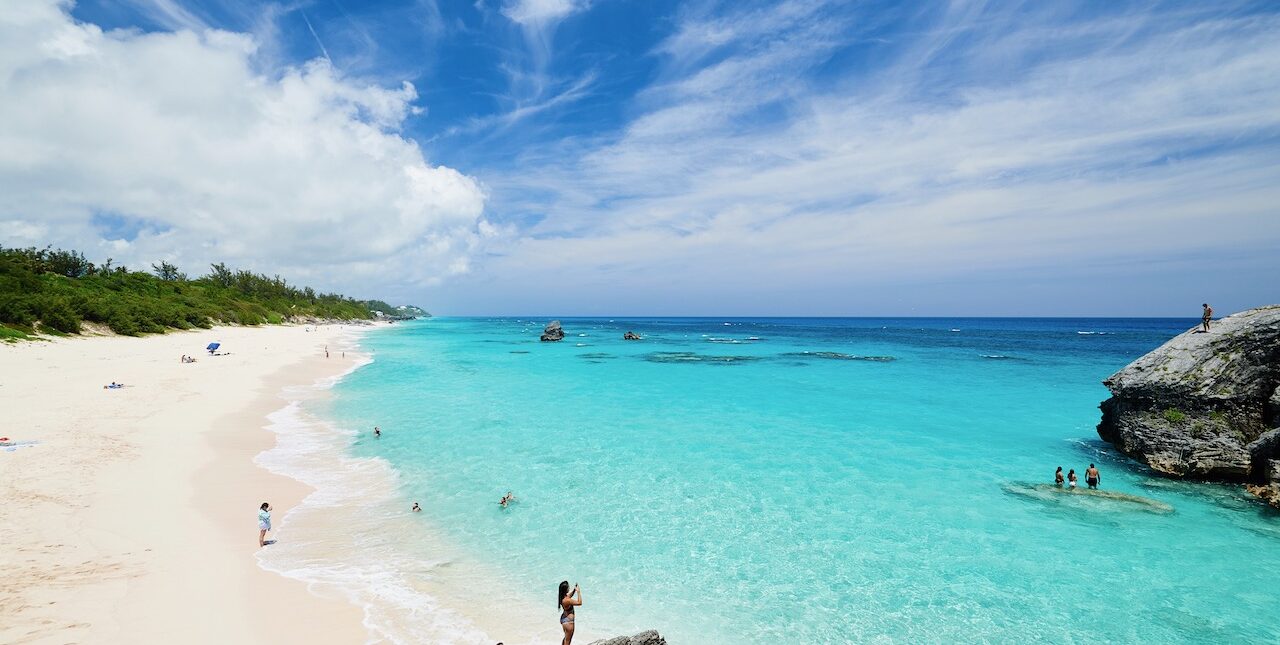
[453,0,592,135]
[124,0,208,32]
[441,69,596,137]
[299,10,332,63]
[447,1,1280,314]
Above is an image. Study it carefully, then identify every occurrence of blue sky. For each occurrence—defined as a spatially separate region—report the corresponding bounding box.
[2,0,1279,315]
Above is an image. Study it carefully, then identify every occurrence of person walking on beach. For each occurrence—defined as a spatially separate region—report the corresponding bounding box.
[1086,464,1100,489]
[1067,470,1078,489]
[559,581,582,645]
[1202,304,1213,332]
[258,502,272,547]
[1054,466,1064,487]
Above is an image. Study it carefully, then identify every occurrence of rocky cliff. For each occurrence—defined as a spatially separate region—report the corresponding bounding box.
[1096,305,1280,506]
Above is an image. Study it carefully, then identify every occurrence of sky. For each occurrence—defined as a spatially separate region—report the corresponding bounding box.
[1,0,1278,316]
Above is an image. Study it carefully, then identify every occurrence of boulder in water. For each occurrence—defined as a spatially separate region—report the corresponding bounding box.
[540,320,565,342]
[588,631,666,645]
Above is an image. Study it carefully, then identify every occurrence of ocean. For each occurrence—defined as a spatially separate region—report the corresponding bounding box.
[259,317,1280,643]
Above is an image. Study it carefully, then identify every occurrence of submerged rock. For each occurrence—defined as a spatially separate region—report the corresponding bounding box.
[1096,305,1280,506]
[781,351,896,362]
[540,320,565,342]
[588,631,666,645]
[1002,482,1174,514]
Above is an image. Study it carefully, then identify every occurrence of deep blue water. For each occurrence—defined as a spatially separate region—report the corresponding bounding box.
[324,317,1280,643]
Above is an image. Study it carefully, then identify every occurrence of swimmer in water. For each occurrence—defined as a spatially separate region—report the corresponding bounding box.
[412,502,421,512]
[499,491,515,508]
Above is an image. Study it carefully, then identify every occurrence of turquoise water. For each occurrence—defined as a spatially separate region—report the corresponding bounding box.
[328,318,1280,643]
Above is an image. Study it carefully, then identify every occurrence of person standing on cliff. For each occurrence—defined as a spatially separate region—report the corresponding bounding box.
[1202,303,1213,332]
[1086,464,1100,489]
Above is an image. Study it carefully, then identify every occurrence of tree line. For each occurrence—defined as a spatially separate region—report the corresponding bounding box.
[0,245,388,338]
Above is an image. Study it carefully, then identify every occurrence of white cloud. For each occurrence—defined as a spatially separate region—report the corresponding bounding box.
[0,0,489,295]
[500,0,583,27]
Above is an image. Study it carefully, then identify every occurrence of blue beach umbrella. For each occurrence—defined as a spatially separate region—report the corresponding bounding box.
[206,342,221,353]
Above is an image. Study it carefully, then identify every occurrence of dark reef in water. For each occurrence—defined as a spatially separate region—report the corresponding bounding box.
[780,351,896,362]
[642,351,763,364]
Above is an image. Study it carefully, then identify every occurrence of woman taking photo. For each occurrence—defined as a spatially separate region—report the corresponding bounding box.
[558,580,582,645]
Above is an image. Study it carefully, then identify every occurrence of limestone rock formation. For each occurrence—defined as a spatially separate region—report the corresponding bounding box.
[1096,305,1280,506]
[541,320,565,342]
[588,631,666,645]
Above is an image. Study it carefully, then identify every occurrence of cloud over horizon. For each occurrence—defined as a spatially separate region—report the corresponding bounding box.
[3,0,1279,315]
[0,0,491,297]
[450,0,1280,315]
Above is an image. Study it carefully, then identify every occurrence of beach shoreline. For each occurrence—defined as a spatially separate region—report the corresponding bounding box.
[0,323,374,644]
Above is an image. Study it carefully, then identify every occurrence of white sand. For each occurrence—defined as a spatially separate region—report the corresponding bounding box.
[0,324,372,644]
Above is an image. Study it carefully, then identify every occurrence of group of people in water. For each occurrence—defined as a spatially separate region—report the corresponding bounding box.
[1055,464,1101,489]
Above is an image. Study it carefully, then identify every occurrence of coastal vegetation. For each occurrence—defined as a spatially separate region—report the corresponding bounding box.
[0,245,415,339]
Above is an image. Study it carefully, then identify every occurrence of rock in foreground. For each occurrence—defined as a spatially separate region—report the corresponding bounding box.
[1096,305,1280,506]
[541,320,565,342]
[588,631,666,645]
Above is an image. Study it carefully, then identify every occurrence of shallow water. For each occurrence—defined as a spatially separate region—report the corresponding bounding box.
[293,318,1280,643]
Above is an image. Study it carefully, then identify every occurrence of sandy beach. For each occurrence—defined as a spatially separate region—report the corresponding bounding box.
[0,324,373,644]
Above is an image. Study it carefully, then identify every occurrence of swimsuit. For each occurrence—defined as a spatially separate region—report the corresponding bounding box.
[1087,477,1098,487]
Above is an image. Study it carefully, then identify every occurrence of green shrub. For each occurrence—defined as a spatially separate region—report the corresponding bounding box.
[1163,408,1186,424]
[35,296,81,333]
[0,324,30,341]
[1208,411,1226,422]
[106,311,142,336]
